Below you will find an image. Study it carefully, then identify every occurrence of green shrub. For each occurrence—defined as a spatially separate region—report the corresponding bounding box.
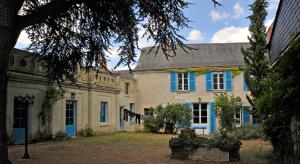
[169,129,241,161]
[55,131,69,140]
[143,117,160,133]
[79,126,95,137]
[228,125,264,140]
[212,136,242,161]
[169,136,210,159]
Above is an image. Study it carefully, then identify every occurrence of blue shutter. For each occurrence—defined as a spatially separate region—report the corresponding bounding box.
[189,72,196,91]
[209,102,216,134]
[170,72,177,92]
[225,70,232,91]
[242,107,250,126]
[244,81,249,91]
[206,71,212,92]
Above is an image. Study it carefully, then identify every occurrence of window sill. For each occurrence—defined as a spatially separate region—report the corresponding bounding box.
[212,90,227,93]
[176,90,190,93]
[99,123,110,127]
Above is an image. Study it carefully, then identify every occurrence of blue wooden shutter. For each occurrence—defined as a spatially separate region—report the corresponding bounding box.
[225,70,232,91]
[189,72,196,91]
[209,102,216,134]
[206,71,212,92]
[170,72,177,92]
[244,81,249,91]
[242,107,250,126]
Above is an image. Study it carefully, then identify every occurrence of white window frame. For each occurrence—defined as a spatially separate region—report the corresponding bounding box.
[192,103,208,124]
[100,102,108,124]
[177,72,189,91]
[235,109,242,127]
[212,72,225,90]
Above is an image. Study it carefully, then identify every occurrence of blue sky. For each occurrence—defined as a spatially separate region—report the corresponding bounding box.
[15,0,280,70]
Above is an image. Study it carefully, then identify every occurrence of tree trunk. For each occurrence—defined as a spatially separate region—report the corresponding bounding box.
[291,115,300,164]
[0,1,20,163]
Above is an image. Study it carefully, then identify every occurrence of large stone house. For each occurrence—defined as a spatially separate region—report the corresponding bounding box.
[7,42,257,143]
[134,43,255,135]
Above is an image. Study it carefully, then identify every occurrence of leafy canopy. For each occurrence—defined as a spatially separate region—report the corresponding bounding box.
[18,0,190,85]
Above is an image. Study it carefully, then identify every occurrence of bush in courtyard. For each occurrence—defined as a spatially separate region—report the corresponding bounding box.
[55,131,69,140]
[169,129,241,161]
[143,117,160,133]
[212,136,242,161]
[227,125,264,140]
[79,126,96,137]
[157,103,192,133]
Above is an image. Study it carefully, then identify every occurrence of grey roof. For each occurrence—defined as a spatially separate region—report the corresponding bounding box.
[112,70,134,79]
[134,43,250,71]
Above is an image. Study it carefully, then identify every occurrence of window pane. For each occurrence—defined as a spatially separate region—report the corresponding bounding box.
[220,84,224,89]
[184,84,188,90]
[193,103,199,110]
[201,104,207,110]
[184,73,188,78]
[193,111,199,116]
[193,117,199,123]
[178,85,182,90]
[214,84,218,89]
[201,117,207,123]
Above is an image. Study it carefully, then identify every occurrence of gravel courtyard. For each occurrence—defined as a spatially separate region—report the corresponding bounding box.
[9,133,271,164]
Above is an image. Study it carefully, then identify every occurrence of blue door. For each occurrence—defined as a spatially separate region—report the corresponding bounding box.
[13,99,27,144]
[66,101,76,136]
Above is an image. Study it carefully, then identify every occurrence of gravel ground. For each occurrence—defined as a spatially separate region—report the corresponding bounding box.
[8,133,271,164]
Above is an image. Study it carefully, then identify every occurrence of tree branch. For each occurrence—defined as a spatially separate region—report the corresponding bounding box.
[16,0,80,30]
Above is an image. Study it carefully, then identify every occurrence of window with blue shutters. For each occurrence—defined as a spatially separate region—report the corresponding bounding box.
[100,102,108,123]
[171,72,196,92]
[212,72,224,90]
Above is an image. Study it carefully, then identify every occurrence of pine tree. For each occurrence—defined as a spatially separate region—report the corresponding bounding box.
[242,0,269,106]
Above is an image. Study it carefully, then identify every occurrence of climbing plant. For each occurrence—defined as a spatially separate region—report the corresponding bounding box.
[167,66,242,77]
[39,86,65,138]
[215,93,242,137]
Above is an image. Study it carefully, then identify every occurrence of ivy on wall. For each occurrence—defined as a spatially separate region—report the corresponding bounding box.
[167,66,242,77]
[39,86,65,138]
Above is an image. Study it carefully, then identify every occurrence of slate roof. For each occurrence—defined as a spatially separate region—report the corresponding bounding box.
[112,70,134,79]
[134,43,250,71]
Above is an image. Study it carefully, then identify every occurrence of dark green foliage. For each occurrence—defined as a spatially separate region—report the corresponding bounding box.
[242,0,269,99]
[169,136,210,159]
[215,93,242,137]
[212,136,242,161]
[169,130,241,161]
[227,125,264,140]
[21,0,190,86]
[79,126,95,137]
[256,38,300,163]
[55,131,69,140]
[143,117,160,133]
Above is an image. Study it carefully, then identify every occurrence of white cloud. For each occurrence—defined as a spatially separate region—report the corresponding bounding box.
[265,18,275,28]
[105,48,120,60]
[209,10,230,22]
[137,27,155,48]
[187,29,204,42]
[17,30,31,46]
[211,26,250,43]
[232,3,244,19]
[267,0,280,12]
